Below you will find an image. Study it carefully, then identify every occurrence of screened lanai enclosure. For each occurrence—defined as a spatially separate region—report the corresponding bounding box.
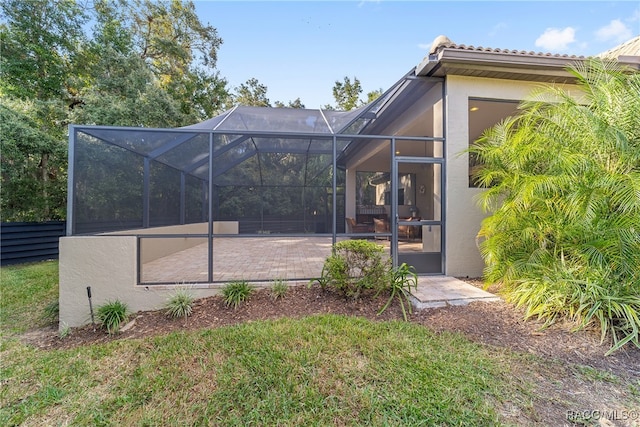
[67,74,446,285]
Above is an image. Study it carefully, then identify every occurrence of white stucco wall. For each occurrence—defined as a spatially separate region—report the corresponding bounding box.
[443,75,576,277]
[59,223,230,329]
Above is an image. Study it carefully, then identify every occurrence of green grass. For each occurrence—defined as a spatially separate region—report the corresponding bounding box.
[0,260,59,334]
[1,316,510,425]
[2,261,638,426]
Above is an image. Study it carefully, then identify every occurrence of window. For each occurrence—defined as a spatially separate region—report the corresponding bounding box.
[468,98,520,187]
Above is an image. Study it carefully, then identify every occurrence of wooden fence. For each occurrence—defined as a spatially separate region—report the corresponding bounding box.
[1,221,66,266]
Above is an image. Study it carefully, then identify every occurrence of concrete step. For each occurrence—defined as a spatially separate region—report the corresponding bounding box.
[411,276,501,310]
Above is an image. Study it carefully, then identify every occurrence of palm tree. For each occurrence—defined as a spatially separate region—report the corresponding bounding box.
[470,59,640,354]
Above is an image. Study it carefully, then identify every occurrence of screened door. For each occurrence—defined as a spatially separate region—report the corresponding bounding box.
[392,158,444,274]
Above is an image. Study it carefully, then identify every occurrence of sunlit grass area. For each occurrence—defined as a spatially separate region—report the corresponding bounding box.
[1,260,59,334]
[2,316,515,425]
[1,261,638,426]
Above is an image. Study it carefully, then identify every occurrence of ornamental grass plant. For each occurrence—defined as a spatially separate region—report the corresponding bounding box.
[96,300,129,335]
[222,280,254,309]
[165,288,195,321]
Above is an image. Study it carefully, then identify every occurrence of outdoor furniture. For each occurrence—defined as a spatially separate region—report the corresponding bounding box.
[374,217,421,240]
[373,217,389,239]
[346,217,369,234]
[399,217,422,240]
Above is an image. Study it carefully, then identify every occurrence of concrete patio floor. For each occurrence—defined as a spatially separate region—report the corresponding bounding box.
[141,236,424,284]
[140,236,500,309]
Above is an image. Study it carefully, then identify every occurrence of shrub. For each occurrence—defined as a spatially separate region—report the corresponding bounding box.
[572,282,639,355]
[96,300,129,335]
[505,264,640,355]
[270,279,288,301]
[222,281,253,309]
[165,288,195,320]
[470,60,640,353]
[315,240,390,300]
[377,263,418,321]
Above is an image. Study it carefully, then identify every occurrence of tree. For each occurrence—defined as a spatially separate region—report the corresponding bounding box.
[470,60,640,353]
[365,88,384,104]
[89,0,228,122]
[0,0,88,100]
[274,98,305,109]
[70,47,185,127]
[230,78,271,107]
[0,0,228,221]
[0,100,67,221]
[326,77,381,111]
[0,0,87,221]
[331,76,362,111]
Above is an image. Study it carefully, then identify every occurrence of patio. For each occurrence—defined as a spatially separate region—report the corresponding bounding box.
[140,236,426,284]
[138,235,497,309]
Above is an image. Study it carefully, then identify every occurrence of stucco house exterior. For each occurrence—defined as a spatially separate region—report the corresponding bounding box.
[59,35,640,328]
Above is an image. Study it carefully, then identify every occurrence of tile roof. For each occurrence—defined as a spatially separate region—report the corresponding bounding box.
[417,35,639,81]
[596,36,640,58]
[427,34,640,61]
[428,35,584,59]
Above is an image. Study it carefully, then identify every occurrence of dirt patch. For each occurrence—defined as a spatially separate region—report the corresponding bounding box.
[418,300,639,375]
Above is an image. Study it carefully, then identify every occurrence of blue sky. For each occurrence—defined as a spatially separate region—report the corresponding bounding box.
[194,1,640,108]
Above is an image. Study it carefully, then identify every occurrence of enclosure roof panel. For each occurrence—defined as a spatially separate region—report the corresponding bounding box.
[79,127,202,158]
[181,105,378,135]
[73,69,440,180]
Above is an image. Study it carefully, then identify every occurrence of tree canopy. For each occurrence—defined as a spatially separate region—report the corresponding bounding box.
[1,0,229,221]
[0,0,381,222]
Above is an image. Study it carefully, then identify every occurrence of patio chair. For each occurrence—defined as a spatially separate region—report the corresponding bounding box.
[373,217,389,240]
[346,217,369,234]
[398,217,421,240]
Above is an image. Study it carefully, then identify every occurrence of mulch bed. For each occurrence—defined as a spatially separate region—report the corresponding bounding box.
[21,284,640,380]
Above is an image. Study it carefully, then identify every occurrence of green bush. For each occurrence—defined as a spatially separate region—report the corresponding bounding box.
[96,300,129,335]
[165,288,195,320]
[471,60,640,353]
[222,281,253,309]
[315,240,390,300]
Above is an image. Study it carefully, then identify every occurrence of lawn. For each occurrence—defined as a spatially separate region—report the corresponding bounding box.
[1,261,638,426]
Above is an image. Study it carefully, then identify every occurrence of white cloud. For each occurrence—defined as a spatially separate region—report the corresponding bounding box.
[418,43,431,50]
[535,27,576,51]
[595,19,633,43]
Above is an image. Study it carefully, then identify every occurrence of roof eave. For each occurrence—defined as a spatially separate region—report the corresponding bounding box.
[418,47,640,82]
[416,48,585,82]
